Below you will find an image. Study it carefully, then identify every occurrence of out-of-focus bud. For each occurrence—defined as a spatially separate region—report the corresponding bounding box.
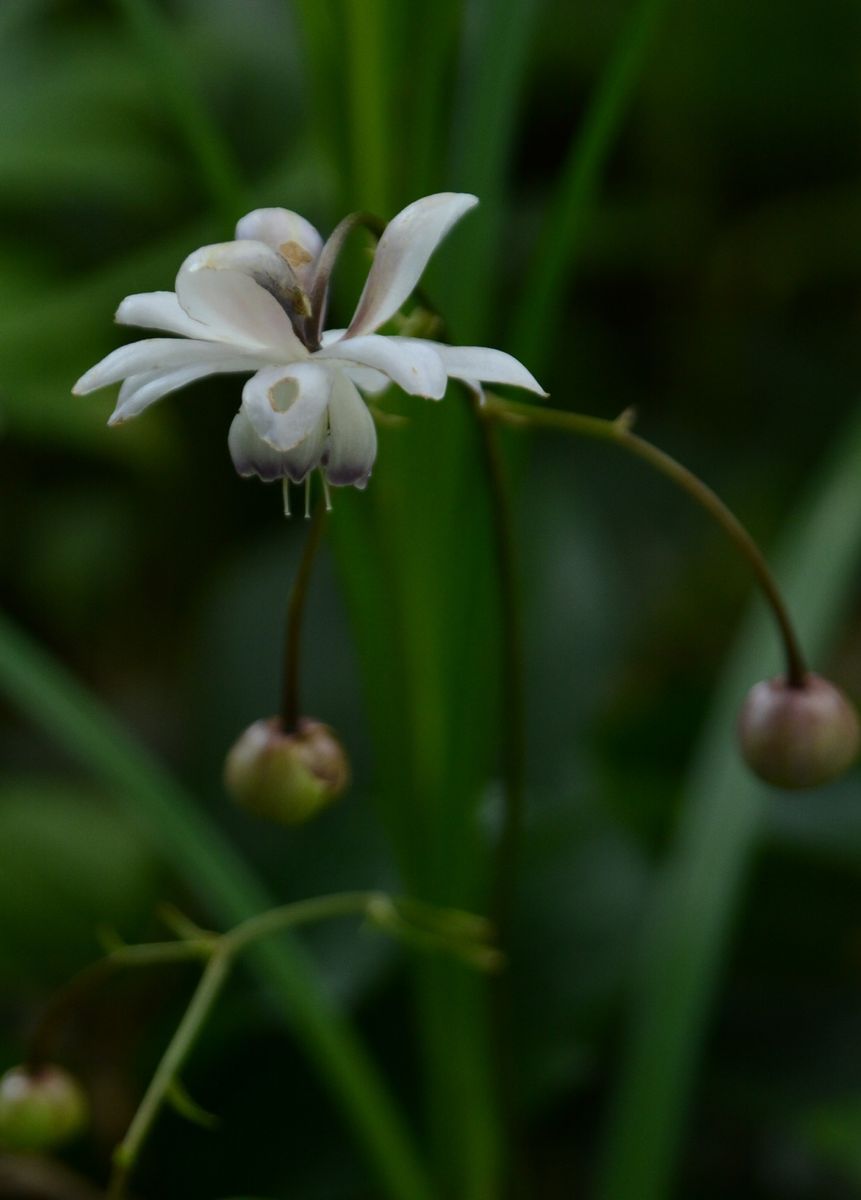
[738,673,861,790]
[224,716,350,824]
[0,1065,88,1152]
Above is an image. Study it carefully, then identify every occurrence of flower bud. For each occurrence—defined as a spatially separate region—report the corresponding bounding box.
[0,1065,88,1152]
[738,673,860,790]
[224,716,350,824]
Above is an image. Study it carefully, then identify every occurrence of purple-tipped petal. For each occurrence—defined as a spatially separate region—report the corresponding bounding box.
[324,373,377,487]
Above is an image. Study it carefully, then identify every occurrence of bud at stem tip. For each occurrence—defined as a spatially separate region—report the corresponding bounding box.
[738,673,860,790]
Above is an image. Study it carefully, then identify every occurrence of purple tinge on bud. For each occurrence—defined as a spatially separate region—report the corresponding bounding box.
[0,1065,88,1152]
[738,673,861,790]
[224,716,350,824]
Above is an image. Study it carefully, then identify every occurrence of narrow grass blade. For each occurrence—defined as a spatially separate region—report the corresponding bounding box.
[0,610,434,1200]
[595,402,861,1200]
[112,0,246,224]
[444,0,542,342]
[513,0,672,368]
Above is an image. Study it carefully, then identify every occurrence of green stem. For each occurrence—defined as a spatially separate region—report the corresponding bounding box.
[107,892,387,1200]
[109,950,231,1200]
[281,502,327,732]
[471,401,529,1196]
[473,409,526,942]
[484,396,808,687]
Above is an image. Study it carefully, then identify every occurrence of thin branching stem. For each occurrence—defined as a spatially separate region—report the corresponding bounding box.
[104,892,387,1200]
[484,396,808,687]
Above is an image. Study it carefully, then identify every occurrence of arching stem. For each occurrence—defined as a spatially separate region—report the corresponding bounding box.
[483,396,809,688]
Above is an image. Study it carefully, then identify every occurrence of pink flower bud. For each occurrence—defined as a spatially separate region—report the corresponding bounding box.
[738,673,860,790]
[224,716,350,824]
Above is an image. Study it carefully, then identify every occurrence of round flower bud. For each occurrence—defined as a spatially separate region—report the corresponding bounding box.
[738,673,860,790]
[224,716,350,824]
[0,1065,88,1152]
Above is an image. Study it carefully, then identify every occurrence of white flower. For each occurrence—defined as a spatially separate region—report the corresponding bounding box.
[73,193,546,493]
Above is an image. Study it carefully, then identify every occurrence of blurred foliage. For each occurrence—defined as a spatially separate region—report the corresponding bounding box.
[2,1,861,1198]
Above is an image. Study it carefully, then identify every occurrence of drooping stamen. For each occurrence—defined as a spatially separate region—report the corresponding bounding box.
[282,478,291,518]
[320,473,333,513]
[304,476,312,519]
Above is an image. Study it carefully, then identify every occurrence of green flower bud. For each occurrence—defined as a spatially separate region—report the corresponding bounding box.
[224,716,350,824]
[738,673,860,790]
[0,1065,88,1152]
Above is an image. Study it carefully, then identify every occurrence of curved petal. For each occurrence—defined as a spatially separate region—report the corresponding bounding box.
[228,405,327,483]
[109,357,256,425]
[425,343,547,395]
[346,193,478,337]
[324,372,377,487]
[73,338,267,395]
[115,291,210,339]
[320,329,390,394]
[316,334,447,398]
[176,243,308,357]
[235,209,323,282]
[241,361,333,452]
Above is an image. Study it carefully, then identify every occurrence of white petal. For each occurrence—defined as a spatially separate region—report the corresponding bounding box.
[428,343,547,395]
[346,193,478,337]
[115,292,210,339]
[235,209,323,282]
[316,334,447,398]
[73,338,267,395]
[109,358,256,424]
[228,406,327,483]
[176,242,308,356]
[241,362,333,452]
[319,330,389,394]
[325,372,377,487]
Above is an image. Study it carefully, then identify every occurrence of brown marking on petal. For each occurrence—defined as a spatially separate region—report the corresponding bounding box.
[280,240,313,269]
[289,287,313,317]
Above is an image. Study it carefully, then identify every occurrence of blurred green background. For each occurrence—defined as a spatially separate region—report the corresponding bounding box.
[3,1,861,1198]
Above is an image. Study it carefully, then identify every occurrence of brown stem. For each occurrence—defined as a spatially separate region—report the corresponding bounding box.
[483,396,808,688]
[281,501,327,731]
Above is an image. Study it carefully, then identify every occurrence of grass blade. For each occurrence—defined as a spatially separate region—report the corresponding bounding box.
[595,401,861,1200]
[513,0,672,368]
[112,0,246,224]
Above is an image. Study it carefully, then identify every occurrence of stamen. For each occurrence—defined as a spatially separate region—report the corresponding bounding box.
[282,478,291,518]
[304,476,311,519]
[321,473,333,512]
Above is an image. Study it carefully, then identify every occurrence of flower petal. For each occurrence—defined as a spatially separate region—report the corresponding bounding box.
[316,334,447,398]
[235,209,323,283]
[176,242,308,356]
[115,292,210,339]
[320,329,389,393]
[346,193,478,337]
[228,405,327,483]
[109,358,257,424]
[73,338,267,395]
[427,343,547,395]
[325,372,377,487]
[242,362,333,452]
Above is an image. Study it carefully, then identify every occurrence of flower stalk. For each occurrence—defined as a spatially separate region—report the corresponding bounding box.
[483,395,809,688]
[282,501,327,732]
